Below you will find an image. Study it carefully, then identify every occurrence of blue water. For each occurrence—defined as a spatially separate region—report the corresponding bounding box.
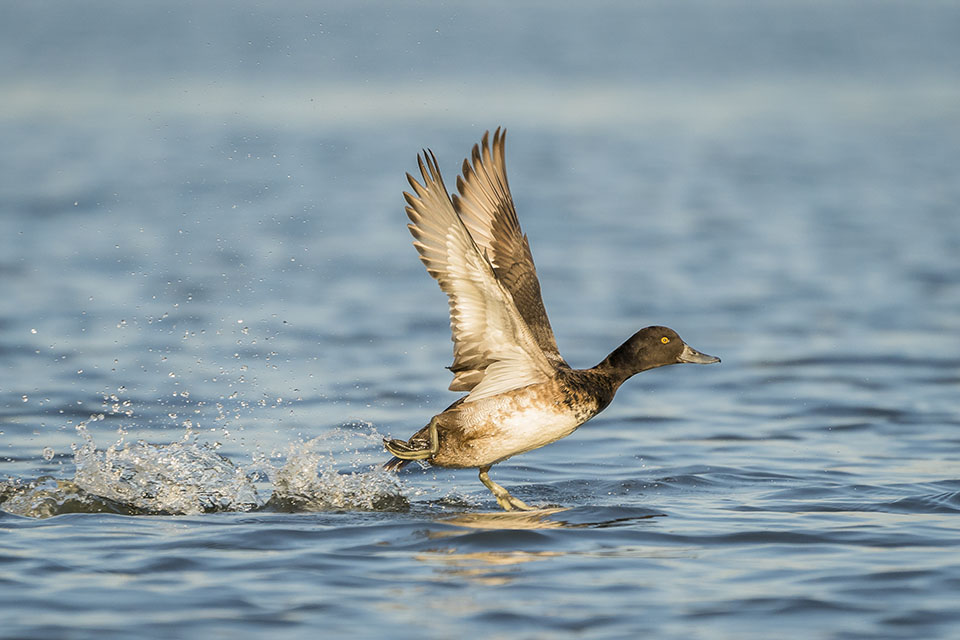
[2,1,960,638]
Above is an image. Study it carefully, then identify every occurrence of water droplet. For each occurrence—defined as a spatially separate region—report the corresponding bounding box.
[30,328,38,334]
[42,447,55,461]
[21,395,28,402]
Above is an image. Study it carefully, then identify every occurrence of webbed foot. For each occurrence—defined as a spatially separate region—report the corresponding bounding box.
[478,465,535,511]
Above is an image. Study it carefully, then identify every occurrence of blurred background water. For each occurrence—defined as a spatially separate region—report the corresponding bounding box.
[2,1,959,638]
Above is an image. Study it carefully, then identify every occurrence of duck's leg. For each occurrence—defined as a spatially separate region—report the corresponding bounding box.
[383,417,440,460]
[478,465,534,511]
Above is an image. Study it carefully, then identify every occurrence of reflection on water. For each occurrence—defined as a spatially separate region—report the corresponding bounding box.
[435,507,665,532]
[437,508,571,531]
[416,550,562,586]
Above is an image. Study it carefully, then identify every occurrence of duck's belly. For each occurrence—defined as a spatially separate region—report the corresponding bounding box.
[435,395,598,468]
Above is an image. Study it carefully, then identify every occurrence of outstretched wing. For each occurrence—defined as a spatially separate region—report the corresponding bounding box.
[404,150,556,401]
[452,128,565,366]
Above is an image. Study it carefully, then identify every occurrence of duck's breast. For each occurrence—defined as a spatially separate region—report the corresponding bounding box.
[439,383,601,467]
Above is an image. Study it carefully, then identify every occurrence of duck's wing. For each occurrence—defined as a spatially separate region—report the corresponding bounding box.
[405,150,556,401]
[452,128,566,367]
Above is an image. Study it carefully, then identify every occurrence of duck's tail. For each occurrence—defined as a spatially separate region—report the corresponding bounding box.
[382,431,434,471]
[382,456,411,472]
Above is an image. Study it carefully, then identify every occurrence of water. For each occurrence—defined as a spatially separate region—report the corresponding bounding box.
[2,1,960,638]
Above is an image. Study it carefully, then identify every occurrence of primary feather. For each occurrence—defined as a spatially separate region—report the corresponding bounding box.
[403,148,555,402]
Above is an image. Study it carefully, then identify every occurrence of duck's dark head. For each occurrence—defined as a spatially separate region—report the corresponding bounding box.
[600,326,720,380]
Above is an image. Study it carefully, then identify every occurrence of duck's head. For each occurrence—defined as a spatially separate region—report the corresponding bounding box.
[603,326,720,378]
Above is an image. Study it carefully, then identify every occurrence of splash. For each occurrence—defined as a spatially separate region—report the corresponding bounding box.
[1,423,407,518]
[70,425,262,515]
[268,427,408,512]
[0,477,139,519]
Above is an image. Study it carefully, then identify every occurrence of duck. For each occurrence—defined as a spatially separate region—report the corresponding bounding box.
[383,128,719,511]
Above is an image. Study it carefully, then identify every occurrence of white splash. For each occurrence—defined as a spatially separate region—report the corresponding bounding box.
[70,425,262,515]
[1,422,408,518]
[268,426,407,512]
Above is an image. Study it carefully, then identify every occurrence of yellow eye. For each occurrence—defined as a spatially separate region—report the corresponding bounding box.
[661,336,670,344]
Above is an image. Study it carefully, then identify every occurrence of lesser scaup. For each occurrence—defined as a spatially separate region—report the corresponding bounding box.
[384,128,719,510]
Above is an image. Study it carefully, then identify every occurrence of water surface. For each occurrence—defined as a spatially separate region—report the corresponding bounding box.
[2,2,960,638]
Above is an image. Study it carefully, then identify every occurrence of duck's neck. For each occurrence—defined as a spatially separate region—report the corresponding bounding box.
[593,337,647,385]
